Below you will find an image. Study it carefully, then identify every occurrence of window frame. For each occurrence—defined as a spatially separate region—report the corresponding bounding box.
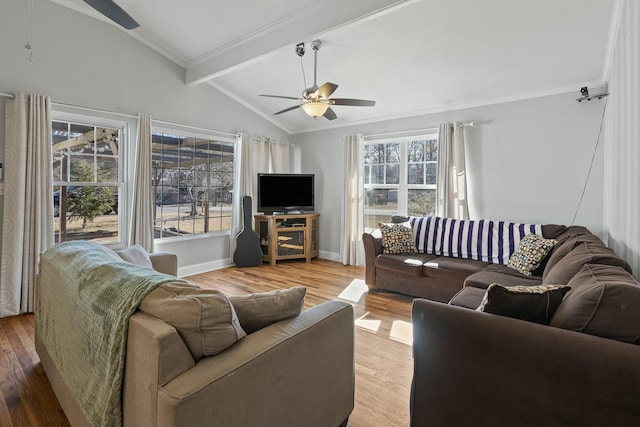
[363,131,438,231]
[51,110,131,248]
[151,124,237,243]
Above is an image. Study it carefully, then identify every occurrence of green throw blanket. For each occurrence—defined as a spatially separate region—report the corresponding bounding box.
[37,241,186,427]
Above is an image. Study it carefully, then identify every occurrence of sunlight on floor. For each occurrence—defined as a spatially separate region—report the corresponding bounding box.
[390,320,413,346]
[354,312,381,333]
[337,278,369,303]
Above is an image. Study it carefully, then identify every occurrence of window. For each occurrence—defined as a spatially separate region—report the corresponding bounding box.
[152,128,235,239]
[52,117,125,245]
[364,133,438,230]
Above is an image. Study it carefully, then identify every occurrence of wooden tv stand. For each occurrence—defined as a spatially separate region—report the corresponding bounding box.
[254,213,319,265]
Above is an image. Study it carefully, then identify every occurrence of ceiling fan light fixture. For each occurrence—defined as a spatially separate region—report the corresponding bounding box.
[301,102,329,117]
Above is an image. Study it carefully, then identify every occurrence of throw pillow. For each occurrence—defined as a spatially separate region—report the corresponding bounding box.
[477,283,571,324]
[115,244,153,268]
[227,286,306,334]
[507,234,556,276]
[379,221,417,255]
[139,282,246,360]
[550,264,640,343]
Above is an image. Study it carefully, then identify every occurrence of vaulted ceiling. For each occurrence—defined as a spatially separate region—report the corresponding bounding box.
[51,0,616,134]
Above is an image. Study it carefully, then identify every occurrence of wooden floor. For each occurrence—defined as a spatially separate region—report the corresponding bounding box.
[0,258,415,427]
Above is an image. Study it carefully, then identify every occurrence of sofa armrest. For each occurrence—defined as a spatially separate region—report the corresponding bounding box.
[157,300,355,427]
[149,252,177,276]
[123,312,195,427]
[362,231,383,287]
[411,299,640,427]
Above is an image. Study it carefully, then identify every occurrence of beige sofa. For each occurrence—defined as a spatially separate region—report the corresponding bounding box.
[36,243,355,427]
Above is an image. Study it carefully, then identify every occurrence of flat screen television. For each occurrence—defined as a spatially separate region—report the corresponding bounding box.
[257,173,315,214]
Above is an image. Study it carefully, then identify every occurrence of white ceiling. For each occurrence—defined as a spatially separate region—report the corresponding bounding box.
[51,0,616,134]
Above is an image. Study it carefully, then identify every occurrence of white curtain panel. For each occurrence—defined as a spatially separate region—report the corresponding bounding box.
[1,93,54,317]
[436,122,469,220]
[230,134,297,257]
[129,113,154,251]
[340,134,365,265]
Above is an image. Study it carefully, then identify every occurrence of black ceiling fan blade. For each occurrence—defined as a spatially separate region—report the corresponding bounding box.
[274,105,301,115]
[331,98,376,107]
[83,0,140,30]
[323,107,337,120]
[259,94,301,101]
[314,82,338,99]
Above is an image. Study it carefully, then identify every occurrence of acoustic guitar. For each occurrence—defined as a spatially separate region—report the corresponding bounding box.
[233,195,263,267]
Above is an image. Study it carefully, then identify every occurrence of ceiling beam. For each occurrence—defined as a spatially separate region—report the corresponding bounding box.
[185,0,415,86]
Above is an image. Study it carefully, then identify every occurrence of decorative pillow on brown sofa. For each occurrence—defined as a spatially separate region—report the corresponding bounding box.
[140,282,246,360]
[379,222,417,255]
[550,264,640,343]
[227,286,307,334]
[477,283,570,324]
[507,233,556,276]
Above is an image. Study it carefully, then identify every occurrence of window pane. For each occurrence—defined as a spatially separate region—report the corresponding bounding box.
[54,185,119,244]
[425,163,437,185]
[364,187,398,229]
[408,189,436,217]
[370,165,384,184]
[386,164,399,184]
[152,132,235,238]
[386,143,401,163]
[408,164,424,185]
[364,144,384,164]
[408,140,424,162]
[97,157,118,182]
[425,139,438,161]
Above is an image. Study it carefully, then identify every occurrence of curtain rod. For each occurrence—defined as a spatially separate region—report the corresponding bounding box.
[364,121,474,139]
[3,92,239,138]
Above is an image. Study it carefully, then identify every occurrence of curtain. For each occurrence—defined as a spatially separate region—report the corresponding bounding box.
[129,113,154,251]
[436,122,469,220]
[340,134,365,265]
[230,134,296,256]
[1,93,54,317]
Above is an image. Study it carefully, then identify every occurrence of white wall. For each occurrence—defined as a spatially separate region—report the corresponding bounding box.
[294,92,605,259]
[603,0,640,278]
[0,0,290,272]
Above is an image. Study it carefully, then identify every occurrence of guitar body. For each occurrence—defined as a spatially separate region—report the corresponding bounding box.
[233,195,263,267]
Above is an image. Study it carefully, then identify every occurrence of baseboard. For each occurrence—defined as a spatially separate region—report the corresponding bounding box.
[178,258,232,277]
[319,250,340,262]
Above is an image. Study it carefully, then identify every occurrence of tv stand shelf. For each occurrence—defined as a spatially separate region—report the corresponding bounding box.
[254,213,319,265]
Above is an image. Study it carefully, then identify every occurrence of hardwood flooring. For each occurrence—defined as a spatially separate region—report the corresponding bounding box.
[0,258,415,427]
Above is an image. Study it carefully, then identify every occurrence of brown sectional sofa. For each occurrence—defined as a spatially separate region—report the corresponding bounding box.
[363,218,640,426]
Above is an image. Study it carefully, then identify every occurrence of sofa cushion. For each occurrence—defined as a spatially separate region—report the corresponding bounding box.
[477,283,570,324]
[376,254,438,277]
[379,221,417,255]
[140,282,246,360]
[422,257,490,283]
[116,245,153,268]
[227,287,306,334]
[507,233,556,276]
[449,286,486,309]
[464,264,543,290]
[543,242,632,285]
[550,264,640,343]
[541,224,568,239]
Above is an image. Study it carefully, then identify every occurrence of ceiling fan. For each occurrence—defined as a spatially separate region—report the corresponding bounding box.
[82,0,139,30]
[260,40,375,120]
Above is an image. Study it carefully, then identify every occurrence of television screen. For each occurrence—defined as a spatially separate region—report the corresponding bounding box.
[257,173,314,214]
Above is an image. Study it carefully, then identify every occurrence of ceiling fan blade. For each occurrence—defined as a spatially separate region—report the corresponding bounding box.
[314,82,338,99]
[83,0,139,29]
[331,98,376,107]
[274,105,301,115]
[323,107,337,121]
[259,94,301,100]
